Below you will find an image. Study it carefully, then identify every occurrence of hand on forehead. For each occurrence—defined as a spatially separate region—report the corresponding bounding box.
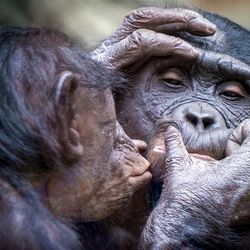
[92,7,217,70]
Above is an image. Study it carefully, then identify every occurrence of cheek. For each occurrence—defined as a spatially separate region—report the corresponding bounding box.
[143,89,187,118]
[214,100,250,128]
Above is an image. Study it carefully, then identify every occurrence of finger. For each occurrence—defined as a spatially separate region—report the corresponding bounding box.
[198,51,250,80]
[225,141,240,156]
[113,8,216,42]
[132,139,147,151]
[149,145,166,161]
[165,125,188,168]
[129,171,152,191]
[241,119,250,144]
[225,119,250,156]
[110,29,199,69]
[230,119,250,144]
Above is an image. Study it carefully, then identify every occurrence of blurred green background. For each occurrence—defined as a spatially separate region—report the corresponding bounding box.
[0,0,249,49]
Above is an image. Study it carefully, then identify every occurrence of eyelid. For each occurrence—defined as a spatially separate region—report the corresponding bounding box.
[221,81,247,97]
[160,68,185,82]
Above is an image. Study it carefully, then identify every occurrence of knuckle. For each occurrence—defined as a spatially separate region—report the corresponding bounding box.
[182,10,201,26]
[172,36,185,48]
[166,154,186,167]
[182,9,202,20]
[242,118,250,129]
[165,133,181,145]
[129,29,148,49]
[124,8,154,25]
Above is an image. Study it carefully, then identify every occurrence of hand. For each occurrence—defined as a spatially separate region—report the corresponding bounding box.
[91,7,216,70]
[225,119,250,227]
[142,121,250,249]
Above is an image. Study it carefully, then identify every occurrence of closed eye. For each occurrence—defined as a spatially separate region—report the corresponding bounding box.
[219,91,242,99]
[218,81,247,101]
[161,79,184,89]
[159,68,186,90]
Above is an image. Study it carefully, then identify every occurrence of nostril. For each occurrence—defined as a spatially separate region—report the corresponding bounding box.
[202,117,214,129]
[185,113,198,127]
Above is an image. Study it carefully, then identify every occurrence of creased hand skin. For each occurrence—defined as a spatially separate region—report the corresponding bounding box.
[91,7,216,69]
[142,120,250,249]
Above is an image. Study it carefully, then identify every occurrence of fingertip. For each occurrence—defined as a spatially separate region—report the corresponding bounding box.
[144,158,150,168]
[207,22,217,34]
[191,18,217,36]
[165,125,181,138]
[143,171,153,181]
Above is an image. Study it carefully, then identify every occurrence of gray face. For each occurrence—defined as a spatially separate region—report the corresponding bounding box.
[116,49,250,159]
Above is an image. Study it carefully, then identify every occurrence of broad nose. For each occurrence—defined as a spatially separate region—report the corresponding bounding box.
[171,102,226,132]
[185,110,215,130]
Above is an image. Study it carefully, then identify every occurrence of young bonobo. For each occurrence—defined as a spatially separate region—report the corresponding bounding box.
[0,27,151,249]
[93,7,250,249]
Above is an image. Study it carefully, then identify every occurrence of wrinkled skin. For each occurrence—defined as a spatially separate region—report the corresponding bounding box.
[116,51,250,160]
[0,28,153,249]
[92,7,216,70]
[142,122,250,249]
[46,86,151,221]
[93,6,250,249]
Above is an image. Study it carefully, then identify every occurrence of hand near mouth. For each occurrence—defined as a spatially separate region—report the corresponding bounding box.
[142,120,250,249]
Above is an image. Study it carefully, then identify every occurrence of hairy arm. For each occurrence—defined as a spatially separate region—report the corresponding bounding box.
[0,177,81,250]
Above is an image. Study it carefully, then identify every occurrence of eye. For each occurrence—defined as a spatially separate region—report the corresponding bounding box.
[161,79,184,88]
[220,91,242,100]
[159,68,186,89]
[219,81,247,101]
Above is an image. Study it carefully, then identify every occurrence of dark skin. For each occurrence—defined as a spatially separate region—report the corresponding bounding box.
[93,7,250,249]
[142,122,250,249]
[46,86,151,221]
[0,28,151,249]
[92,7,216,70]
[0,10,217,249]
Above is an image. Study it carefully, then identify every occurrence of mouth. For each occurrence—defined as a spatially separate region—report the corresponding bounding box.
[148,120,230,162]
[147,120,230,208]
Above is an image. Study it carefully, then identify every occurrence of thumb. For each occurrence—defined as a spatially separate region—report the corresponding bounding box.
[165,126,188,168]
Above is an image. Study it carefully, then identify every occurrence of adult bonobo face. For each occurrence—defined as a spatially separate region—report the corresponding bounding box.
[116,11,250,163]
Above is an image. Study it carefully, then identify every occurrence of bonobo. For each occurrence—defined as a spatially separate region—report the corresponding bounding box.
[0,27,151,249]
[93,7,250,249]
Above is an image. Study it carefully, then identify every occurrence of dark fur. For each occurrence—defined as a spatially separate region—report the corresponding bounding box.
[0,27,126,250]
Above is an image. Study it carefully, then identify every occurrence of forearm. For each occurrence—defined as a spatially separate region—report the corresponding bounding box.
[142,194,239,249]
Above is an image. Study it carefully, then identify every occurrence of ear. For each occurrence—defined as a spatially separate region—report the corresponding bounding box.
[55,71,84,159]
[55,71,79,105]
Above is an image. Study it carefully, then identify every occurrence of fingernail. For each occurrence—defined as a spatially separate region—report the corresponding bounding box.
[206,21,217,33]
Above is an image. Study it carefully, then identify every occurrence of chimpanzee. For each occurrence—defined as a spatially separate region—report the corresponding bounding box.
[92,7,250,249]
[0,27,153,249]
